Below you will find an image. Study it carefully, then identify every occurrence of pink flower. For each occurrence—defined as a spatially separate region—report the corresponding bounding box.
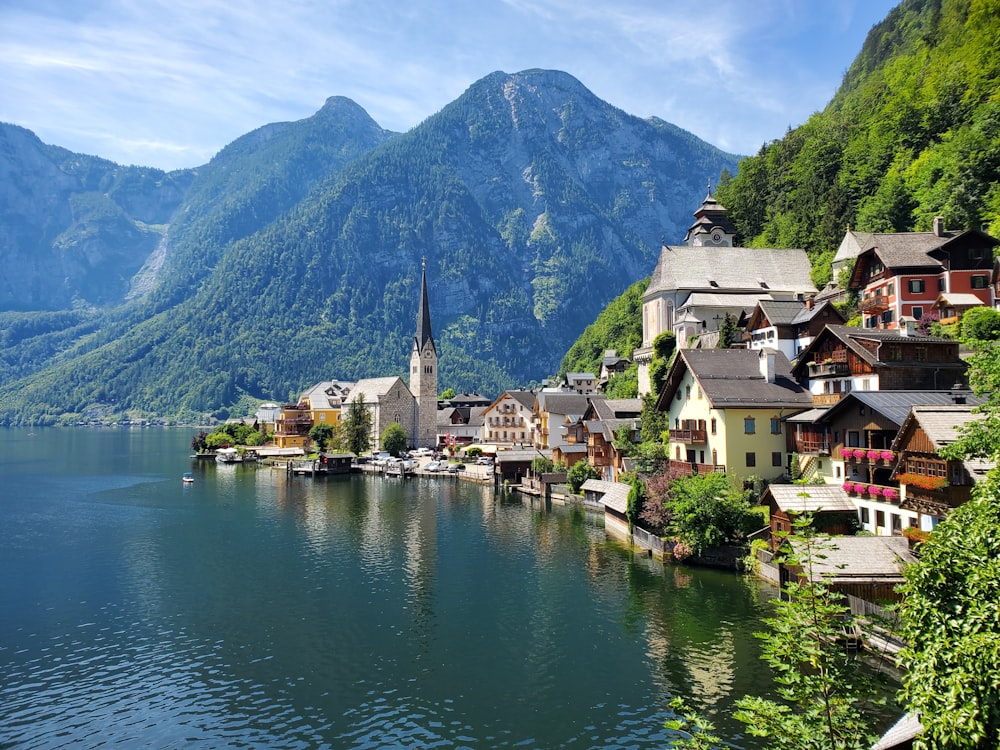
[883,488,897,499]
[867,450,881,461]
[852,482,866,493]
[852,448,866,459]
[867,485,881,496]
[841,448,852,458]
[880,450,894,461]
[842,482,853,492]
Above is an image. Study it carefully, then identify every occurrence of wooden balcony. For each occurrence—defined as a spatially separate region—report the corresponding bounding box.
[669,428,707,444]
[807,361,850,377]
[859,295,890,313]
[667,459,725,476]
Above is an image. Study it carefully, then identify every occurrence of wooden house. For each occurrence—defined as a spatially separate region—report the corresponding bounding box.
[791,324,966,406]
[746,298,844,362]
[890,404,994,531]
[581,398,642,480]
[784,535,915,604]
[762,485,858,550]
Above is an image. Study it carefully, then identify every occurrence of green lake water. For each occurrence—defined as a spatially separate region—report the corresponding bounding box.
[0,427,779,748]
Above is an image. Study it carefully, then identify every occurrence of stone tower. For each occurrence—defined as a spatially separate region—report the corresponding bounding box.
[410,261,438,448]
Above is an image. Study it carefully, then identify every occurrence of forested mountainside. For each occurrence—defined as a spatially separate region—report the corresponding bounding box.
[715,0,1000,289]
[0,70,738,424]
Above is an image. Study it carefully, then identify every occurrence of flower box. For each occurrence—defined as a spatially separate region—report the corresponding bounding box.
[866,450,881,461]
[896,473,948,491]
[882,488,898,500]
[852,448,866,459]
[880,450,894,461]
[841,448,852,459]
[867,485,882,496]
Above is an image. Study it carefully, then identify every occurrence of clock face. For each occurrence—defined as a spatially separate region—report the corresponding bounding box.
[712,232,722,243]
[424,350,432,358]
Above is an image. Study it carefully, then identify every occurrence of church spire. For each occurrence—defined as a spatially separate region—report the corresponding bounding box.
[415,257,435,352]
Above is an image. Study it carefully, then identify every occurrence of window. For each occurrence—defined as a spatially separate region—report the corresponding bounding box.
[697,386,703,399]
[860,507,870,524]
[887,282,894,296]
[710,418,717,435]
[892,514,902,533]
[938,277,946,292]
[685,385,691,400]
[882,310,894,326]
[770,417,781,435]
[411,365,417,374]
[972,274,989,289]
[876,510,885,528]
[835,466,841,478]
[888,345,902,360]
[772,451,782,467]
[744,417,756,435]
[847,431,860,447]
[912,306,923,320]
[915,347,927,362]
[908,279,925,293]
[746,452,756,467]
[424,365,433,373]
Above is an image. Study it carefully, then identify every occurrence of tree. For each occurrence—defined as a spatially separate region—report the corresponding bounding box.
[309,422,335,452]
[381,422,408,456]
[440,387,456,400]
[734,513,882,749]
[896,481,1000,749]
[531,455,554,474]
[666,472,764,554]
[342,393,372,455]
[960,306,1000,342]
[566,459,600,493]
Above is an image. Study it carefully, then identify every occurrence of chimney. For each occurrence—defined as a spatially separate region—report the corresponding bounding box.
[759,349,776,383]
[899,316,918,337]
[933,216,945,237]
[805,296,814,310]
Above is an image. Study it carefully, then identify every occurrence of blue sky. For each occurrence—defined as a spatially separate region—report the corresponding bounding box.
[0,0,899,171]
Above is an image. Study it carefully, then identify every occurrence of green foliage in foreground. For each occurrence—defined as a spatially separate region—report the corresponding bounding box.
[734,515,883,749]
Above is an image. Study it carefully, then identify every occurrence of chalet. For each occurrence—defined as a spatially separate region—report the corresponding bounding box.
[533,392,593,451]
[762,485,858,550]
[746,298,844,361]
[635,191,816,394]
[791,324,966,406]
[655,348,812,481]
[599,349,632,386]
[581,398,642,481]
[784,535,915,605]
[847,220,998,330]
[436,405,486,448]
[891,404,994,531]
[480,390,535,447]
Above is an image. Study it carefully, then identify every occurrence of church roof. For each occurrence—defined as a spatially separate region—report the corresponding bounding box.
[413,264,435,353]
[645,245,816,298]
[680,292,772,310]
[351,376,409,403]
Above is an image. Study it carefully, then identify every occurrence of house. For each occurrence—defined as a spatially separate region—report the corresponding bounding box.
[762,485,858,550]
[745,298,845,361]
[254,402,281,434]
[532,392,593,451]
[784,535,915,604]
[436,405,486,448]
[891,404,994,531]
[300,379,354,429]
[847,219,998,330]
[655,348,813,481]
[634,191,817,394]
[811,391,978,534]
[440,392,492,409]
[599,350,632,388]
[791,324,967,406]
[480,390,535,447]
[581,398,643,480]
[493,449,541,485]
[273,402,312,449]
[563,372,600,394]
[831,228,873,281]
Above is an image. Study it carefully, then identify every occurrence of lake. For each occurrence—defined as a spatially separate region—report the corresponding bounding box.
[0,427,778,748]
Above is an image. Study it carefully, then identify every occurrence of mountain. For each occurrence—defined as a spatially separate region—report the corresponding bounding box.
[0,70,739,424]
[714,0,1000,288]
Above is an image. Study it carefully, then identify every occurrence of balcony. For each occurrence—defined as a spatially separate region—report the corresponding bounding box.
[842,481,900,503]
[669,428,707,444]
[840,448,896,465]
[667,459,725,477]
[807,360,849,377]
[859,295,890,313]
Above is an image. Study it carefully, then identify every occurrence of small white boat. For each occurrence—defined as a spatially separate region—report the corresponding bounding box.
[182,472,194,483]
[215,447,242,463]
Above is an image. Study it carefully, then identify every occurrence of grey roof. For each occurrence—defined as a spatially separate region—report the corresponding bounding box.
[646,245,817,298]
[583,480,631,514]
[832,230,873,265]
[795,324,963,372]
[935,292,984,307]
[590,398,642,420]
[791,536,915,582]
[352,376,409,403]
[895,404,996,477]
[784,407,831,423]
[756,299,809,326]
[680,292,772,310]
[414,265,435,353]
[673,349,813,409]
[766,485,855,514]
[790,299,842,326]
[535,392,593,415]
[492,390,536,410]
[864,231,961,269]
[820,391,981,428]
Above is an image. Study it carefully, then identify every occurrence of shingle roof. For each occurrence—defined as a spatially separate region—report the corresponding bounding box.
[677,349,813,408]
[935,292,984,307]
[680,292,773,310]
[590,398,642,420]
[864,231,960,269]
[872,713,923,750]
[757,299,808,326]
[352,376,407,402]
[791,536,915,582]
[766,485,855,514]
[646,245,817,298]
[583,480,631,514]
[535,393,592,415]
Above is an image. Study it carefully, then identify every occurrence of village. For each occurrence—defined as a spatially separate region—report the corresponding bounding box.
[207,191,995,654]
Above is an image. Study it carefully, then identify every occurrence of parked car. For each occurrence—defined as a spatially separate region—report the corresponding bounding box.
[423,461,442,472]
[447,463,466,474]
[475,457,493,466]
[411,447,433,456]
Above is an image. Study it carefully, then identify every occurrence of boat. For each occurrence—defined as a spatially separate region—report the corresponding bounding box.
[182,472,194,483]
[215,447,242,464]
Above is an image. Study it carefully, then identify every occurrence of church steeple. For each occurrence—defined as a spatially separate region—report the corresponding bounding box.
[414,258,436,354]
[410,258,438,448]
[683,183,738,247]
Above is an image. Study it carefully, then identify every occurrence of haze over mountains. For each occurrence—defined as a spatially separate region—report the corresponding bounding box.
[0,69,739,424]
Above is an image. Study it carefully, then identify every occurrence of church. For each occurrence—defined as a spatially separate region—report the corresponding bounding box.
[634,191,816,395]
[276,262,438,451]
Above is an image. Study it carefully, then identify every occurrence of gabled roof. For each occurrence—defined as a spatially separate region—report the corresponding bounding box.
[934,292,983,307]
[765,484,856,514]
[819,390,981,428]
[891,404,995,477]
[751,299,809,327]
[534,392,593,415]
[658,348,812,410]
[588,398,642,420]
[645,245,817,298]
[791,536,915,583]
[792,324,963,376]
[352,376,409,403]
[583,480,631,514]
[790,299,844,327]
[848,228,1000,286]
[485,390,536,412]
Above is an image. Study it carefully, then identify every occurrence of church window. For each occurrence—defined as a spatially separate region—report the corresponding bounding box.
[424,365,433,374]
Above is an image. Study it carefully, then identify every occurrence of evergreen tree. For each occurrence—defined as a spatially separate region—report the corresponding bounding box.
[342,394,372,455]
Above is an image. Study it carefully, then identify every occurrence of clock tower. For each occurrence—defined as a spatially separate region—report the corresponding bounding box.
[410,260,438,449]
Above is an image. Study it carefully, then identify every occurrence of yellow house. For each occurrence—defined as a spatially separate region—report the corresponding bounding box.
[300,380,354,429]
[655,348,812,482]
